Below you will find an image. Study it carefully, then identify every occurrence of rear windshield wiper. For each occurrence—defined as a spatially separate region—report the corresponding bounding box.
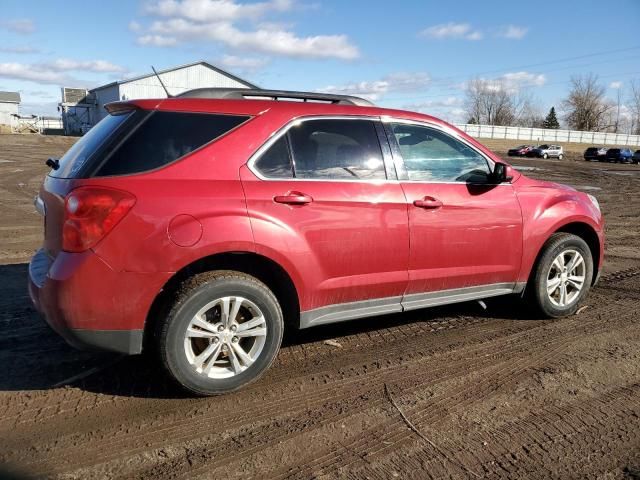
[45,157,60,170]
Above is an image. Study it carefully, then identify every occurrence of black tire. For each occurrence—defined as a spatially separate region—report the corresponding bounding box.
[529,233,593,318]
[158,271,284,396]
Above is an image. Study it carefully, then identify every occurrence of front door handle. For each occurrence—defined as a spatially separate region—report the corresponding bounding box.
[274,191,313,205]
[413,196,443,209]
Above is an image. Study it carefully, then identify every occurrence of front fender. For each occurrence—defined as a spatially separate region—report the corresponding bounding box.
[515,182,604,283]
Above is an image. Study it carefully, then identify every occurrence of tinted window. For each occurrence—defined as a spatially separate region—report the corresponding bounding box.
[50,112,132,178]
[94,112,249,176]
[254,136,293,178]
[390,123,491,183]
[288,119,386,180]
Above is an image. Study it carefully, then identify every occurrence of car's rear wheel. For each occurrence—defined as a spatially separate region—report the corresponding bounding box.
[529,233,593,318]
[158,271,284,396]
[558,154,564,160]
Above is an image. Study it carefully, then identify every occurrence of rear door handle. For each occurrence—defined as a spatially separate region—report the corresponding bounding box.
[273,191,313,205]
[413,197,443,209]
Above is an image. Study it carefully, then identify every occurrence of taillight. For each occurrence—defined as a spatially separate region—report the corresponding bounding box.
[62,187,136,253]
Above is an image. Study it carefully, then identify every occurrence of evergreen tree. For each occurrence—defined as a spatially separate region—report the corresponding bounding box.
[543,107,560,129]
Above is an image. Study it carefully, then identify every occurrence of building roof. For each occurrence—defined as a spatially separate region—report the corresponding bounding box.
[89,60,258,93]
[0,91,21,103]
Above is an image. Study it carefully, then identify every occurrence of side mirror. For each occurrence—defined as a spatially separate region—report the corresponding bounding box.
[492,163,512,183]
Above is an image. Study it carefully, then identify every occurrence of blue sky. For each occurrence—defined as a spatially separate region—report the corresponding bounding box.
[1,0,639,123]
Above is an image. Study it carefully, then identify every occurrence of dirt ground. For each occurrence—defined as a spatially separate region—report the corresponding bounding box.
[1,133,640,479]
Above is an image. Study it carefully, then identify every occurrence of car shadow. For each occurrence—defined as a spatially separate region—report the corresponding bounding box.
[0,262,543,399]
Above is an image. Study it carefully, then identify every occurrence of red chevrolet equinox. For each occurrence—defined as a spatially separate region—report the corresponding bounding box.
[29,88,604,395]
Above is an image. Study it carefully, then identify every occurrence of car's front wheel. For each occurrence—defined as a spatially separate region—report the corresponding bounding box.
[529,233,593,318]
[158,271,284,396]
[543,153,549,159]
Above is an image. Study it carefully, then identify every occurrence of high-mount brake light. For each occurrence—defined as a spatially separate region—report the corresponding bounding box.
[62,187,136,253]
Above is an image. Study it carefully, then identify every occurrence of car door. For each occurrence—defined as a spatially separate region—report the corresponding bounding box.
[383,120,523,309]
[240,117,410,327]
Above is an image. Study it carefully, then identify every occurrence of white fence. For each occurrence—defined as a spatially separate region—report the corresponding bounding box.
[454,124,640,147]
[10,116,64,134]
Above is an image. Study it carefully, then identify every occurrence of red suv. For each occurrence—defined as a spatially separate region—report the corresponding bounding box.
[29,89,604,395]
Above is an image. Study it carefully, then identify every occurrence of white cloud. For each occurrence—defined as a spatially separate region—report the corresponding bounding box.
[0,19,35,34]
[404,96,463,111]
[321,72,430,101]
[0,63,72,85]
[419,22,483,41]
[610,81,623,89]
[142,17,359,59]
[472,71,547,93]
[219,54,269,72]
[44,59,127,73]
[129,20,143,32]
[0,58,127,87]
[133,0,360,60]
[146,0,293,22]
[497,25,528,39]
[0,45,39,54]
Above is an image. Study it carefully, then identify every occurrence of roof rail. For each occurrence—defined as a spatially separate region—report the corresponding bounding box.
[176,88,374,107]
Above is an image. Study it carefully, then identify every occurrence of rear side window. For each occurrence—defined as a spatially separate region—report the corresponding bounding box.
[94,111,249,176]
[252,119,387,180]
[289,119,385,180]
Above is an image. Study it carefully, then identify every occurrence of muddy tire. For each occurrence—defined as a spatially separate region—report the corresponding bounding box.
[529,233,593,318]
[158,271,284,396]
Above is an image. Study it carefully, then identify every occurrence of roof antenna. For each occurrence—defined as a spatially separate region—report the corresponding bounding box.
[151,66,173,98]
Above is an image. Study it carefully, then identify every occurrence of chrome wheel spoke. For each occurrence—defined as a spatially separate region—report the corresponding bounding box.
[559,282,568,306]
[567,275,585,290]
[552,255,565,271]
[237,315,265,332]
[186,327,218,339]
[547,277,562,294]
[229,297,243,325]
[567,254,583,273]
[220,297,231,328]
[190,315,218,334]
[236,327,267,338]
[227,346,243,374]
[231,342,254,367]
[194,342,221,370]
[203,344,223,374]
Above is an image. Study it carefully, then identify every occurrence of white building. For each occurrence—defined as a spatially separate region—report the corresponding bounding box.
[0,91,21,128]
[60,61,257,134]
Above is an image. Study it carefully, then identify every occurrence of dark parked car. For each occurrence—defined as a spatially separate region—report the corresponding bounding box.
[28,88,605,395]
[605,148,634,163]
[508,145,534,157]
[633,150,640,164]
[584,147,608,162]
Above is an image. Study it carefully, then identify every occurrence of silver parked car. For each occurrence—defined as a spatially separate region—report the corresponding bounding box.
[526,144,564,159]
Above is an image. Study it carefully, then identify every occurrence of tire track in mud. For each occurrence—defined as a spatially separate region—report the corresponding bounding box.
[5,318,542,475]
[64,295,637,479]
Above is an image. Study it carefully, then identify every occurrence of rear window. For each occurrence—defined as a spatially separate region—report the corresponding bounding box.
[51,110,249,178]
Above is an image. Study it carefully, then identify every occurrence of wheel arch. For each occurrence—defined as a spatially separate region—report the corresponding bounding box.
[527,221,601,289]
[143,251,301,352]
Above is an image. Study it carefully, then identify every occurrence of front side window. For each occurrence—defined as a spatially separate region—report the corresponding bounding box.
[390,123,491,183]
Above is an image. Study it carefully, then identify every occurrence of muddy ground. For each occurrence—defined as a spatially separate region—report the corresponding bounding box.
[1,134,639,479]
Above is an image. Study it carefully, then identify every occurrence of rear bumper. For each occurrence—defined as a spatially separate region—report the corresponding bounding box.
[28,248,171,355]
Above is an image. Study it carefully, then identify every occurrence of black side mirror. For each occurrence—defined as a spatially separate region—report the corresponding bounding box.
[492,163,512,183]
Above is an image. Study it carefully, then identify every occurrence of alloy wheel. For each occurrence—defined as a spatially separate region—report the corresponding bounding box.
[546,249,586,307]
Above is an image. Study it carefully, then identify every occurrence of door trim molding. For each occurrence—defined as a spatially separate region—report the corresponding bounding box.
[299,282,526,329]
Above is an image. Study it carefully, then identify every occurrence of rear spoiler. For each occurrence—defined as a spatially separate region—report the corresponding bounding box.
[104,102,140,115]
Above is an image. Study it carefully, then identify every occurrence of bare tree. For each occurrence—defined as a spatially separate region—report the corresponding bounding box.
[561,74,613,131]
[629,79,640,135]
[464,78,539,126]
